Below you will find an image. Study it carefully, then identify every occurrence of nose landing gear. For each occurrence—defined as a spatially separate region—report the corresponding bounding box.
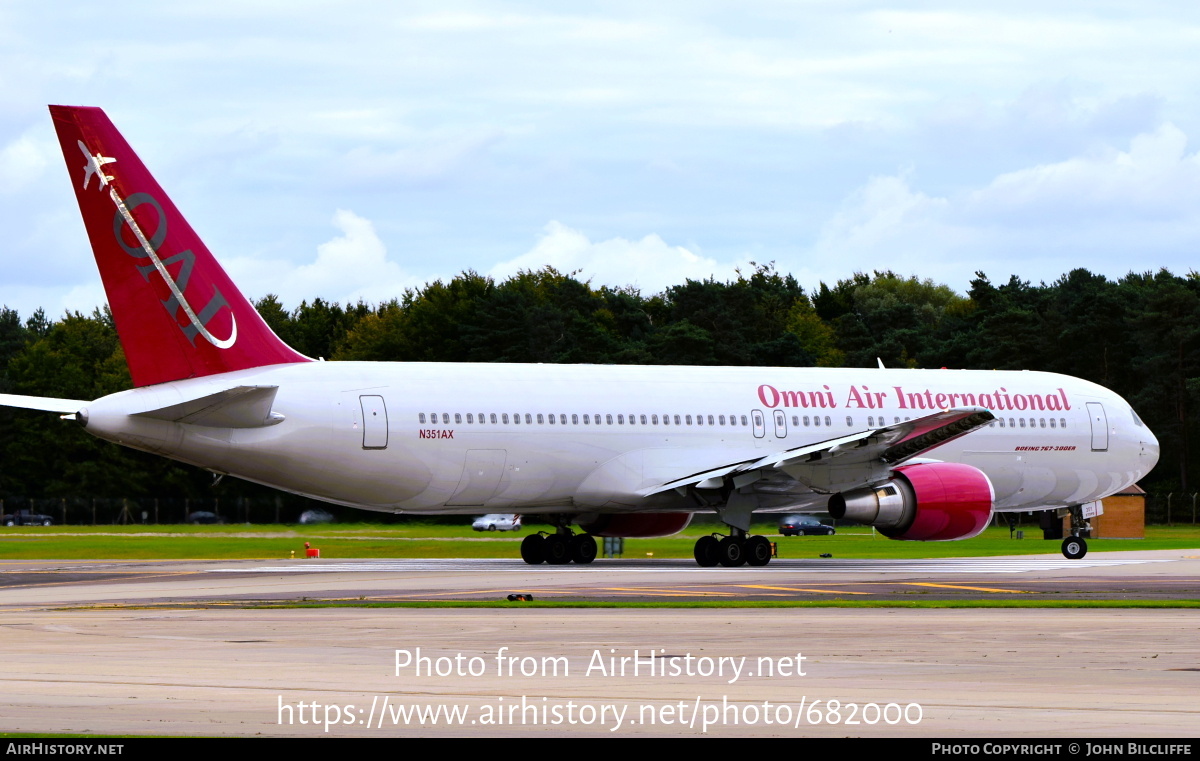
[1061,535,1088,559]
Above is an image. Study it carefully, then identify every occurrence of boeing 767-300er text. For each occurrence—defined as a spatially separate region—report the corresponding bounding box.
[0,106,1161,567]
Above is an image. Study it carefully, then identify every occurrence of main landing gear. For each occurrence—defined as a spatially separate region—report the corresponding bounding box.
[521,531,597,565]
[693,531,773,567]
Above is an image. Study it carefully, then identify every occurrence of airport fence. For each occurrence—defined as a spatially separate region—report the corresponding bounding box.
[0,495,388,525]
[1144,492,1199,525]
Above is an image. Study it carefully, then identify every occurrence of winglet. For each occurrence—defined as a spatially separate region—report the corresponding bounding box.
[49,106,311,387]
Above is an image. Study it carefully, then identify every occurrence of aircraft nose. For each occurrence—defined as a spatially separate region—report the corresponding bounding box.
[1139,424,1160,476]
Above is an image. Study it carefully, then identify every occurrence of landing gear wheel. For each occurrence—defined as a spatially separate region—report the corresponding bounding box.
[694,536,719,567]
[570,534,597,564]
[718,536,746,567]
[520,534,546,564]
[545,534,573,565]
[1062,535,1087,559]
[745,535,772,567]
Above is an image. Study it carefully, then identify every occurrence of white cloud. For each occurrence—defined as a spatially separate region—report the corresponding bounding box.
[967,122,1200,221]
[489,221,743,293]
[226,210,423,306]
[0,132,49,195]
[799,122,1200,290]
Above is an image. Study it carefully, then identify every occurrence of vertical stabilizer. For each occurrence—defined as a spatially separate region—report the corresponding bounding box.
[49,106,310,387]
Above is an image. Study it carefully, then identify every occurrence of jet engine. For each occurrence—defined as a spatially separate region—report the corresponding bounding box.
[577,513,693,538]
[827,462,994,541]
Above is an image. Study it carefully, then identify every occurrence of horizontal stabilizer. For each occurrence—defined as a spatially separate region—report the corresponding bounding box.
[133,386,283,428]
[0,393,88,414]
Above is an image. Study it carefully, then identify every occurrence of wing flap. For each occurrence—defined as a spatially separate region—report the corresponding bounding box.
[641,407,995,497]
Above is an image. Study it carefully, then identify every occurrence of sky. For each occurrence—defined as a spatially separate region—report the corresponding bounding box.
[3,1,1200,318]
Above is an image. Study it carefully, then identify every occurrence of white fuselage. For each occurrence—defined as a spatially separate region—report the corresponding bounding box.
[77,362,1160,516]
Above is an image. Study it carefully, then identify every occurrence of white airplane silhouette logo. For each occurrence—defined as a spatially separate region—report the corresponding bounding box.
[77,139,116,191]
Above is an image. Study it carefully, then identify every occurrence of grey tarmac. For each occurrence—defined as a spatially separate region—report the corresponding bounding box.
[0,550,1197,737]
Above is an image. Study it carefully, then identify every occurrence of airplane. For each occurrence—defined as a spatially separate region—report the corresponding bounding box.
[0,106,1161,567]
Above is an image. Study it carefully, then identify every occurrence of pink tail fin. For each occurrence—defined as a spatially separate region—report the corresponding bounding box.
[50,105,310,387]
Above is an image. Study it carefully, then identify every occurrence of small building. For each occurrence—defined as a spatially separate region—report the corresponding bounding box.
[1061,485,1146,539]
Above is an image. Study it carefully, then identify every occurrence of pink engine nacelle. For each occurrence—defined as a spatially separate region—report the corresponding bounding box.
[577,513,693,538]
[827,462,994,541]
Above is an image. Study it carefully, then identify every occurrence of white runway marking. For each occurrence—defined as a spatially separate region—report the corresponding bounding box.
[213,557,1168,574]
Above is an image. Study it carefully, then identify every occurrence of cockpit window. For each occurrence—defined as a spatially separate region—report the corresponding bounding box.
[1131,409,1145,427]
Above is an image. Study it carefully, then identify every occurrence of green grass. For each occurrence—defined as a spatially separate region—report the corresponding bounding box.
[0,522,1196,561]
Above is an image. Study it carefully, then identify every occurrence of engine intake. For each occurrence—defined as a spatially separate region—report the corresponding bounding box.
[828,462,994,541]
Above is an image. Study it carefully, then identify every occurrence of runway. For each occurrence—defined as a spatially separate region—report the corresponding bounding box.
[1,550,1198,737]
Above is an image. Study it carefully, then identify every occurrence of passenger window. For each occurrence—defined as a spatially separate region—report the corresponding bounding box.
[583,415,589,425]
[791,415,798,426]
[513,413,521,425]
[442,413,450,424]
[1040,418,1046,428]
[999,418,1005,428]
[640,414,647,425]
[525,413,532,424]
[846,416,852,427]
[1019,418,1026,428]
[453,413,461,424]
[537,413,544,424]
[740,415,748,426]
[719,415,726,425]
[502,413,510,424]
[1049,418,1055,428]
[490,413,498,424]
[467,413,474,424]
[607,414,614,425]
[674,415,681,425]
[686,415,693,425]
[618,414,624,425]
[707,415,714,425]
[419,413,426,424]
[803,416,810,426]
[814,416,821,427]
[1060,418,1066,428]
[572,414,579,424]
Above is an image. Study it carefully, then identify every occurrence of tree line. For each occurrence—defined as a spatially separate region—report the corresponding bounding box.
[1,264,1196,509]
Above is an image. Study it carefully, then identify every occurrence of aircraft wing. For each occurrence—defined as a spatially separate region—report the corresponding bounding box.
[642,407,995,497]
[0,393,88,414]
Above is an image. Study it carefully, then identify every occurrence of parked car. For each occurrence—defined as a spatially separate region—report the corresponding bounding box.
[298,509,334,525]
[2,509,54,526]
[778,514,835,536]
[186,511,223,524]
[472,514,522,532]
